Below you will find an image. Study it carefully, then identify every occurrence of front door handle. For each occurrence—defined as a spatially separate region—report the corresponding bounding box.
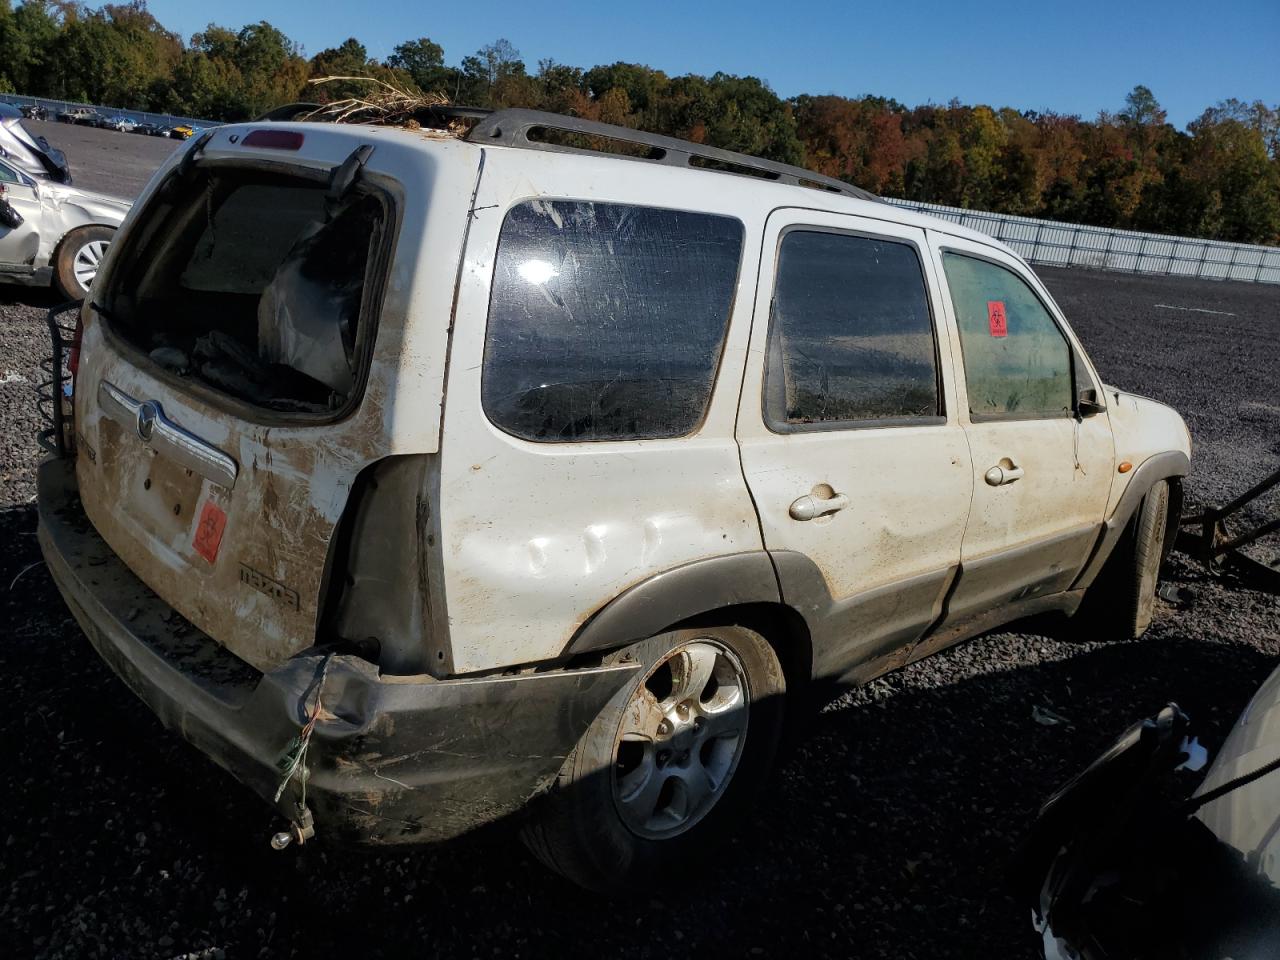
[789,492,850,521]
[984,463,1024,486]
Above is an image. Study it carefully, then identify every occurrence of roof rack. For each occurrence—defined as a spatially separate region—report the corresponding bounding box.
[465,108,880,203]
[251,103,878,202]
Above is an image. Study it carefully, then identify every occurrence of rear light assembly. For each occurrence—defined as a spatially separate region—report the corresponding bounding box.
[66,310,84,391]
[241,129,305,150]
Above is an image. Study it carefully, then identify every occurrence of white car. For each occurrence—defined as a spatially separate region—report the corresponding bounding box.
[37,109,1192,892]
[0,155,129,299]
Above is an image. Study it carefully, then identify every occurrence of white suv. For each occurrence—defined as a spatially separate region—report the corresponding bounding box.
[37,109,1191,891]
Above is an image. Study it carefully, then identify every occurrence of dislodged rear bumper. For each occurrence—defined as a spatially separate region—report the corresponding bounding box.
[37,457,639,844]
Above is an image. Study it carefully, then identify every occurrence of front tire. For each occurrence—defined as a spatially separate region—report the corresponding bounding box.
[521,625,786,892]
[1083,479,1172,640]
[53,225,114,300]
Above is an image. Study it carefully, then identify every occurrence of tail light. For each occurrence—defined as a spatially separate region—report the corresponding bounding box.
[67,311,84,388]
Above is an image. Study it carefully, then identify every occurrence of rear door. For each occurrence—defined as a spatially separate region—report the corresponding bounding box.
[736,209,973,681]
[930,234,1113,620]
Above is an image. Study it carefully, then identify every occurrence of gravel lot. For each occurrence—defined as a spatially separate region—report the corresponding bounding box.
[25,119,181,199]
[1,127,1277,959]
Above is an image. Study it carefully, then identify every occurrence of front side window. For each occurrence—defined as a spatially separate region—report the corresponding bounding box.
[0,161,18,184]
[764,230,940,430]
[482,200,744,442]
[942,253,1073,418]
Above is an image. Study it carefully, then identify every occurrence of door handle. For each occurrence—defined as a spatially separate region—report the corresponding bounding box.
[789,492,850,521]
[984,463,1024,486]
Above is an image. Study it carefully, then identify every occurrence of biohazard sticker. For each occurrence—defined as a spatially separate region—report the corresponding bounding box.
[987,300,1008,337]
[193,500,228,564]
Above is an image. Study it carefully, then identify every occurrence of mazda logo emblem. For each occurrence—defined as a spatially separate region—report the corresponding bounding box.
[136,401,159,441]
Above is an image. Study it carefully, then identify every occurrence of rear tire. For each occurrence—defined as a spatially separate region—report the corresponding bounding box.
[53,225,115,301]
[1082,479,1171,641]
[521,625,786,892]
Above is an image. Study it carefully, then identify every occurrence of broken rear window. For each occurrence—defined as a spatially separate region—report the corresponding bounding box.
[103,166,389,414]
[482,200,744,442]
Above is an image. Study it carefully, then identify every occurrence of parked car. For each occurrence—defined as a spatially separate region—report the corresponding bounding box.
[132,121,171,137]
[36,108,1192,892]
[57,107,99,125]
[0,156,128,298]
[1016,671,1280,959]
[0,103,71,183]
[20,103,48,121]
[169,123,196,139]
[98,115,137,133]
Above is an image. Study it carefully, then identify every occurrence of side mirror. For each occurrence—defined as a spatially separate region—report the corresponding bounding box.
[1076,387,1106,418]
[0,187,23,230]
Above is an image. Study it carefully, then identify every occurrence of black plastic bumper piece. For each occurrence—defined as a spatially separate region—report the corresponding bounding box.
[36,457,640,844]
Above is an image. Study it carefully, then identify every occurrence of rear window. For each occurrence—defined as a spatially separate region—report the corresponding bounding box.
[482,200,744,442]
[104,167,389,414]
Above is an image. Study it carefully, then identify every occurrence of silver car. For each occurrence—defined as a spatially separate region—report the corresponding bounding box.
[0,155,129,299]
[0,102,71,183]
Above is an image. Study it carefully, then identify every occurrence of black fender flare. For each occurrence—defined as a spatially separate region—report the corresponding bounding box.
[1071,450,1190,591]
[565,552,782,656]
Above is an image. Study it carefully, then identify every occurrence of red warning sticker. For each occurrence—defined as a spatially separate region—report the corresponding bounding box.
[987,300,1008,337]
[193,500,228,564]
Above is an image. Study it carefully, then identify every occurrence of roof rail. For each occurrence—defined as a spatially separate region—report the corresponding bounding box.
[466,108,880,203]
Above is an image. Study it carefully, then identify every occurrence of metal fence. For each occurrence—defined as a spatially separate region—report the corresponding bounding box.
[884,198,1280,285]
[0,92,218,132]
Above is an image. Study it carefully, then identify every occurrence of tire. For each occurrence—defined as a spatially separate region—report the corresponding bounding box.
[1083,479,1171,641]
[53,225,115,301]
[521,625,787,892]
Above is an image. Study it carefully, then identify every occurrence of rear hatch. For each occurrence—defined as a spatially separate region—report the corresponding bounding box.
[72,124,476,672]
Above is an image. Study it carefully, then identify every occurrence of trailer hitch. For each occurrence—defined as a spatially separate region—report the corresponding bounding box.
[1177,465,1280,592]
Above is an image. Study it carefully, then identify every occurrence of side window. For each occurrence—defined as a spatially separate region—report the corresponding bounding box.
[942,253,1073,418]
[764,230,940,430]
[482,200,744,442]
[0,162,18,184]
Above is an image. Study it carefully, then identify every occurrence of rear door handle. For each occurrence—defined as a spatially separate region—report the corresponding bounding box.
[789,492,850,521]
[984,463,1024,486]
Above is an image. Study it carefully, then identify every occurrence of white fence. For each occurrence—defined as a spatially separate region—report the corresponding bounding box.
[884,198,1280,285]
[1,92,217,132]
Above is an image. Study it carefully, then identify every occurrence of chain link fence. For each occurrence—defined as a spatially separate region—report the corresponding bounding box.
[884,198,1280,285]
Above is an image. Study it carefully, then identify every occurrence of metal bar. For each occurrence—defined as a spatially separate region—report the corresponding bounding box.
[1215,465,1280,521]
[466,108,880,202]
[1213,515,1280,557]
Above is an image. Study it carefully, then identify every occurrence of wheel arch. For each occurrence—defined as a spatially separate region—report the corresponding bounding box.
[565,553,814,695]
[1072,450,1189,591]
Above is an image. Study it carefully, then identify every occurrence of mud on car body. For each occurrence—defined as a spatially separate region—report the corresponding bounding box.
[38,108,1192,891]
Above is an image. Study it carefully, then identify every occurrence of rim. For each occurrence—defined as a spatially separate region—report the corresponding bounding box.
[611,639,749,840]
[72,239,110,292]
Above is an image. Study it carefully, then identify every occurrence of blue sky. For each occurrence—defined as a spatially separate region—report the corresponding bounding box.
[145,0,1278,128]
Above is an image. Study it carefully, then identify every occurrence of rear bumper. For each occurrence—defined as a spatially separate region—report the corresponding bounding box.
[37,457,639,844]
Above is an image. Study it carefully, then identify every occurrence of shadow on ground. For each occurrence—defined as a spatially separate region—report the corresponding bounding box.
[3,501,1275,960]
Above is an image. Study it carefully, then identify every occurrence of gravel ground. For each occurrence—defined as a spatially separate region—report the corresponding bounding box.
[24,119,180,199]
[1,129,1277,958]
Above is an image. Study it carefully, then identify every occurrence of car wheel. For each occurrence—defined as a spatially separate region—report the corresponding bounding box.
[521,624,787,892]
[1083,479,1172,640]
[53,225,115,301]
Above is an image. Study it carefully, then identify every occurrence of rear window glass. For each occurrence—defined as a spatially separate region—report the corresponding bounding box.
[105,169,388,414]
[482,200,744,442]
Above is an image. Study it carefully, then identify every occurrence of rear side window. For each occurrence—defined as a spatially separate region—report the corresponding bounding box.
[942,253,1072,418]
[764,230,940,430]
[482,200,743,442]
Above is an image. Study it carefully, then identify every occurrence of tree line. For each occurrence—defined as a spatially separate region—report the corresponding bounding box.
[2,1,1278,244]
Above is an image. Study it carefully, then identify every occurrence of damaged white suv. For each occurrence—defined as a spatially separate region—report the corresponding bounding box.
[37,109,1191,892]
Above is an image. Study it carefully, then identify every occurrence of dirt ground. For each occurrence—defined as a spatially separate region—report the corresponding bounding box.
[1,122,1277,959]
